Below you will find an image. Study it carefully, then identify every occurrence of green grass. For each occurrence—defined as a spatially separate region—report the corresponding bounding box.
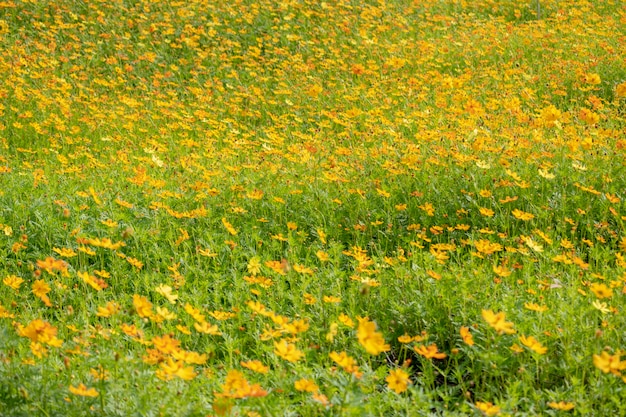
[0,0,626,415]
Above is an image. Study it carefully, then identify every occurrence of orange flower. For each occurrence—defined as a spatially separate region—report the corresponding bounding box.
[414,343,447,359]
[460,327,474,346]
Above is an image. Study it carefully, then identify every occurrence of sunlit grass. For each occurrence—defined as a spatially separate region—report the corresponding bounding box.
[0,0,625,415]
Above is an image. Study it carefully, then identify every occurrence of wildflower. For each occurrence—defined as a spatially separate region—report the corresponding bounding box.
[240,360,269,374]
[52,247,77,258]
[547,401,575,411]
[155,307,176,321]
[221,370,267,398]
[222,217,238,235]
[303,293,317,305]
[414,343,447,359]
[274,340,304,363]
[323,295,341,303]
[616,81,626,98]
[69,384,99,397]
[338,313,354,328]
[36,257,69,276]
[155,284,178,304]
[133,294,153,318]
[4,275,24,290]
[356,317,390,355]
[386,368,411,394]
[32,279,52,306]
[540,105,561,127]
[474,240,503,255]
[523,302,548,312]
[77,271,106,291]
[519,335,547,354]
[492,265,511,277]
[512,209,534,221]
[96,301,120,317]
[481,310,516,334]
[294,379,319,392]
[460,327,474,346]
[194,321,221,335]
[329,351,361,377]
[479,207,494,217]
[18,319,62,347]
[247,257,262,275]
[174,229,189,245]
[590,283,613,299]
[475,401,500,416]
[158,358,197,381]
[0,305,14,318]
[582,73,601,85]
[593,351,626,375]
[312,392,331,406]
[127,257,143,269]
[592,300,611,314]
[152,334,181,354]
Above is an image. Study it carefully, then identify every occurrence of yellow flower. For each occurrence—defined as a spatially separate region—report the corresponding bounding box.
[524,302,548,312]
[294,379,319,393]
[194,321,221,335]
[52,247,77,257]
[329,351,361,377]
[158,358,197,381]
[4,275,24,290]
[511,209,534,221]
[481,310,515,335]
[590,283,613,299]
[616,81,626,98]
[240,360,269,374]
[338,313,354,328]
[475,401,500,416]
[386,368,411,394]
[582,73,601,85]
[316,250,329,262]
[274,340,304,363]
[69,384,99,397]
[0,305,14,318]
[133,294,153,318]
[539,105,561,127]
[32,279,52,306]
[492,265,511,278]
[220,370,268,399]
[247,257,262,275]
[479,207,494,217]
[519,335,547,355]
[155,284,179,304]
[356,317,390,355]
[593,351,626,376]
[222,217,238,235]
[96,301,120,318]
[547,401,575,411]
[18,319,62,346]
[32,279,50,298]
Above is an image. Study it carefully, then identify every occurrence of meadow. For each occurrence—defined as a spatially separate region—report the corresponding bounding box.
[0,0,625,415]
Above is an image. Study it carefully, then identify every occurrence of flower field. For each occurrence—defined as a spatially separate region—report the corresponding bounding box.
[0,0,625,415]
